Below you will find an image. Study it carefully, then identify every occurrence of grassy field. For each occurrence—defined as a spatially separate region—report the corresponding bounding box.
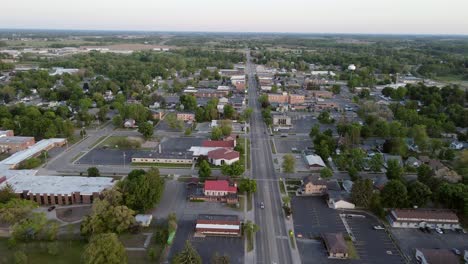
[270,140,277,154]
[247,193,253,211]
[237,137,251,169]
[346,239,359,259]
[0,239,86,264]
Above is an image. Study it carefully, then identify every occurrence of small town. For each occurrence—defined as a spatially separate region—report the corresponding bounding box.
[0,2,468,264]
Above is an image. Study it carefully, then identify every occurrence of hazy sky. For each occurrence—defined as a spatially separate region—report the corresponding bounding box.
[2,0,468,34]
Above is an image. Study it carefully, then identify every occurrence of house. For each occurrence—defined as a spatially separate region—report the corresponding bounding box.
[426,159,461,183]
[342,180,353,193]
[135,214,153,227]
[124,119,137,128]
[272,115,292,126]
[373,175,389,190]
[450,141,464,150]
[405,156,422,168]
[415,248,459,264]
[289,94,305,104]
[304,154,326,170]
[268,93,289,104]
[204,180,237,197]
[310,90,333,99]
[300,176,327,195]
[230,75,246,91]
[176,112,195,122]
[195,214,241,237]
[387,209,460,229]
[207,148,240,166]
[327,191,355,209]
[202,139,236,148]
[322,233,348,259]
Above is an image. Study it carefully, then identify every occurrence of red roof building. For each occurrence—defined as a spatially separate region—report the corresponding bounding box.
[202,140,235,148]
[207,148,240,166]
[204,180,237,197]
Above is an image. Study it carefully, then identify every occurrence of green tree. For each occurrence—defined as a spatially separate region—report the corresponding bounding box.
[411,125,430,152]
[317,111,334,124]
[238,178,257,193]
[0,184,16,203]
[331,84,341,95]
[87,167,100,177]
[369,154,384,172]
[198,160,212,180]
[172,241,202,264]
[14,250,27,264]
[0,199,38,224]
[369,193,385,218]
[348,166,359,181]
[137,122,154,139]
[320,167,333,178]
[407,181,432,207]
[97,105,109,122]
[282,154,295,173]
[82,233,127,264]
[221,162,244,177]
[179,94,197,111]
[350,179,374,208]
[223,105,235,119]
[11,212,58,241]
[112,115,123,128]
[309,124,320,139]
[241,108,253,121]
[381,180,408,208]
[119,168,164,213]
[211,127,223,140]
[386,159,404,180]
[417,164,433,184]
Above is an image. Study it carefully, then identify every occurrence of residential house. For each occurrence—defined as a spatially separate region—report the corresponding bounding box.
[415,248,459,264]
[322,233,348,259]
[450,141,464,150]
[387,209,460,229]
[405,156,422,168]
[300,176,327,195]
[310,90,333,99]
[124,119,137,128]
[327,191,355,209]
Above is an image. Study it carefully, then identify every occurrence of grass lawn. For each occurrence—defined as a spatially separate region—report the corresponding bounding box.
[289,230,296,249]
[0,239,86,264]
[345,239,359,259]
[270,140,276,154]
[279,180,286,195]
[237,137,251,169]
[247,193,253,211]
[246,232,254,252]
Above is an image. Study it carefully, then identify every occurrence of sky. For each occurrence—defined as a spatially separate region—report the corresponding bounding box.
[2,0,468,35]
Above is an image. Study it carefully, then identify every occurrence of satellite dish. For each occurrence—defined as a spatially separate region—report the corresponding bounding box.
[348,64,356,71]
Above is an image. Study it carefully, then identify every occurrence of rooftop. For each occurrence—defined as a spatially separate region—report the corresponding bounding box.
[204,180,237,193]
[207,148,239,160]
[0,138,66,167]
[202,140,235,148]
[2,175,115,196]
[0,136,34,144]
[322,233,348,254]
[416,249,459,264]
[392,209,459,221]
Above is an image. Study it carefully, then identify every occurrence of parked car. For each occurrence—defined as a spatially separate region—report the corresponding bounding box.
[435,228,444,234]
[373,225,384,230]
[419,227,426,233]
[260,202,265,209]
[424,227,432,233]
[47,206,56,212]
[452,248,461,255]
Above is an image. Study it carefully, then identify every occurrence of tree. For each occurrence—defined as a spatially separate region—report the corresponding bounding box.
[320,167,333,178]
[258,94,269,108]
[81,195,136,236]
[198,160,212,180]
[221,162,244,177]
[241,108,253,121]
[0,199,38,224]
[317,111,334,124]
[138,122,154,139]
[417,164,433,184]
[381,180,408,208]
[14,250,28,264]
[87,167,100,177]
[211,127,223,140]
[172,241,202,264]
[211,252,230,264]
[369,154,384,172]
[309,124,320,139]
[11,212,58,241]
[369,193,385,218]
[82,233,127,264]
[112,115,123,128]
[411,125,430,152]
[238,178,257,193]
[350,179,374,208]
[408,181,432,207]
[223,105,235,119]
[386,159,404,180]
[282,154,295,173]
[97,105,109,122]
[119,168,164,213]
[243,221,259,241]
[331,84,341,95]
[0,183,16,203]
[179,94,197,111]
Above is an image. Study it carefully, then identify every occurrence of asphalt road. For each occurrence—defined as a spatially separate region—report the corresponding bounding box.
[247,50,295,264]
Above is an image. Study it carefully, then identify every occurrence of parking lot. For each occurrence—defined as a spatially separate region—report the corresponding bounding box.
[274,137,312,154]
[155,120,192,132]
[159,137,204,153]
[168,220,244,264]
[346,215,404,264]
[76,148,137,165]
[275,153,309,172]
[391,227,468,262]
[291,197,404,264]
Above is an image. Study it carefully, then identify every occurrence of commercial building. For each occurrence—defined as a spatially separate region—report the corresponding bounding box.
[322,233,349,259]
[195,214,241,237]
[176,112,195,122]
[0,136,35,153]
[204,180,237,197]
[273,115,292,126]
[0,138,67,168]
[207,148,240,166]
[388,209,460,229]
[304,154,326,170]
[0,130,14,138]
[327,191,356,209]
[131,152,193,165]
[230,75,246,91]
[300,176,327,195]
[0,174,115,205]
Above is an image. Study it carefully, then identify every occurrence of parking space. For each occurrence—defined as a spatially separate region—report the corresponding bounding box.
[275,137,312,153]
[289,115,317,134]
[275,153,309,172]
[346,216,405,264]
[168,220,244,264]
[76,148,138,165]
[159,137,204,153]
[391,228,468,262]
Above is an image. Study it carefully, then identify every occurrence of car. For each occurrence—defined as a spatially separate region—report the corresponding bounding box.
[452,248,461,255]
[260,202,265,209]
[47,206,56,212]
[419,227,426,233]
[435,228,444,234]
[424,227,432,233]
[373,225,384,230]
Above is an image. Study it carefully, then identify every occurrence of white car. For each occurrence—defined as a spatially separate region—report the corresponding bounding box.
[435,228,444,234]
[373,225,385,230]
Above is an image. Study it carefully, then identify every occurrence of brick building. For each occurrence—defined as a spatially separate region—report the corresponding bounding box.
[176,112,195,121]
[0,136,35,153]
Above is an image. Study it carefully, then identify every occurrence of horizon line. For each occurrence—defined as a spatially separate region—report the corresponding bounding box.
[1,27,468,37]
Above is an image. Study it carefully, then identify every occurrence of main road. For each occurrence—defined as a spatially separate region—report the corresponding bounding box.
[246,50,296,264]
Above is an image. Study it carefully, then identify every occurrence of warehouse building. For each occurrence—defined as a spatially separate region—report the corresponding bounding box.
[195,214,241,237]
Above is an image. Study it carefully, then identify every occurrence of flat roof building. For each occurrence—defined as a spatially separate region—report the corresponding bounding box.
[0,138,66,168]
[195,214,241,237]
[388,209,460,229]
